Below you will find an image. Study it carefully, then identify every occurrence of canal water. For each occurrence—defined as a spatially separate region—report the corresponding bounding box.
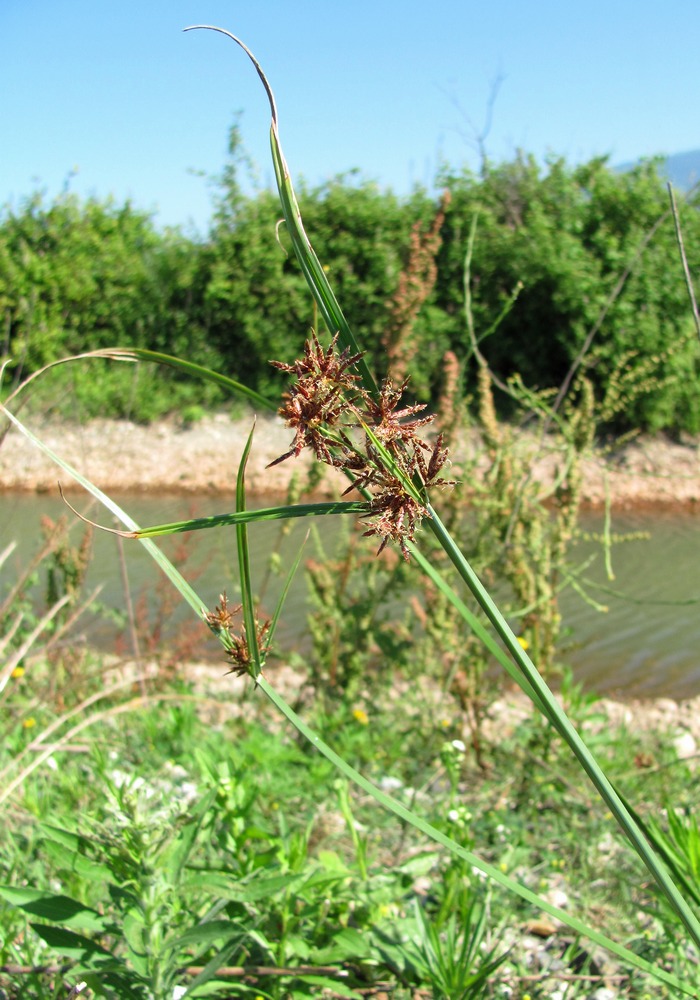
[2,493,699,699]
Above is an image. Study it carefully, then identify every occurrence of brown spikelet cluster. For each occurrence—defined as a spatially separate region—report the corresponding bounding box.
[270,340,454,559]
[269,333,364,467]
[204,592,271,676]
[356,428,451,558]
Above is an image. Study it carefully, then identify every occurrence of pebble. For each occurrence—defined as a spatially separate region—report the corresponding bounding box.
[674,730,697,759]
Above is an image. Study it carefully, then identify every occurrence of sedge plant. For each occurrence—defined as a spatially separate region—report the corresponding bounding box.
[2,25,700,997]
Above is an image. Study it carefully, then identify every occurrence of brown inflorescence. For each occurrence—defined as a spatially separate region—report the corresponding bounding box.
[223,617,272,677]
[270,338,454,559]
[204,592,271,676]
[268,332,364,467]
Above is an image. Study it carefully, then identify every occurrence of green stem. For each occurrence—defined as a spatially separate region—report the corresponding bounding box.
[256,674,695,996]
[425,501,700,953]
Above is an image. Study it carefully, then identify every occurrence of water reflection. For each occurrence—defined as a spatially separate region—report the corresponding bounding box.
[563,510,700,698]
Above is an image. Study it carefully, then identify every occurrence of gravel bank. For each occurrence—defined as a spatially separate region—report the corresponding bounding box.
[2,412,700,508]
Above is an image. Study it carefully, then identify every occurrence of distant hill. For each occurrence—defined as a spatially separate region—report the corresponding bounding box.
[663,150,700,192]
[617,149,700,193]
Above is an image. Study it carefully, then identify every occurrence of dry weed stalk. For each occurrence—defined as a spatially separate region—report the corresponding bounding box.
[382,191,450,384]
[436,349,464,440]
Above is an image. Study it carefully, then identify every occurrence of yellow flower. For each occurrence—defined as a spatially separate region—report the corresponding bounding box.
[517,636,529,650]
[11,667,25,679]
[352,708,369,726]
[23,717,36,729]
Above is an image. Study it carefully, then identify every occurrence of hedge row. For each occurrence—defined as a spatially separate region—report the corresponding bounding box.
[2,142,698,432]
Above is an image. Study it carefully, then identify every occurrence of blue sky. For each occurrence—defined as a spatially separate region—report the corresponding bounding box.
[2,1,698,233]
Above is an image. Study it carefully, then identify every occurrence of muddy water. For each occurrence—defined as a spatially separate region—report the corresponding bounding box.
[2,493,699,699]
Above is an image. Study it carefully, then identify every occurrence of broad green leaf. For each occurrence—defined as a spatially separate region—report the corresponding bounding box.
[30,923,115,962]
[316,849,351,873]
[122,908,149,977]
[38,823,90,850]
[165,788,219,884]
[31,924,146,994]
[186,871,306,902]
[293,974,358,997]
[168,920,242,950]
[311,926,371,964]
[182,935,246,994]
[40,840,114,885]
[0,886,108,931]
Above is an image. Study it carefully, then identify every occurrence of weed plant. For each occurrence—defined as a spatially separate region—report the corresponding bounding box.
[2,23,700,1000]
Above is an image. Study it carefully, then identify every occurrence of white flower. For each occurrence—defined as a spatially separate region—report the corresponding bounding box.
[378,775,403,791]
[179,781,199,804]
[172,986,188,1000]
[451,739,466,753]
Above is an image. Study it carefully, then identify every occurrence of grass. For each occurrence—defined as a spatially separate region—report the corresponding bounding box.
[0,636,697,998]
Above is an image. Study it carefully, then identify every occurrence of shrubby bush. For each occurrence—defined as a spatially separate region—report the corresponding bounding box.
[0,189,223,418]
[437,155,700,432]
[1,142,698,432]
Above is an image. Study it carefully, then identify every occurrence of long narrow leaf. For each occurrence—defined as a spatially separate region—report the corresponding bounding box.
[183,25,378,398]
[266,532,308,651]
[102,347,276,411]
[0,405,207,622]
[184,24,700,978]
[236,425,263,680]
[132,501,368,539]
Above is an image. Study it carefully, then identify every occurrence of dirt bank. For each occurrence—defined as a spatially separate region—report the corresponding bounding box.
[122,656,700,758]
[2,411,700,508]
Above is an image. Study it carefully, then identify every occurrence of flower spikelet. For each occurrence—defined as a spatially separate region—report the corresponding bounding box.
[363,378,434,452]
[205,592,239,633]
[359,434,453,560]
[269,332,364,467]
[224,618,271,677]
[270,334,454,559]
[204,592,271,678]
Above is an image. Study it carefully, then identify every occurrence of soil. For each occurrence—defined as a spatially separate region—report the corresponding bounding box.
[124,656,700,764]
[2,410,700,508]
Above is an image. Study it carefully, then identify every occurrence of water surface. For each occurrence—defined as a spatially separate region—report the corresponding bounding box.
[2,493,699,699]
